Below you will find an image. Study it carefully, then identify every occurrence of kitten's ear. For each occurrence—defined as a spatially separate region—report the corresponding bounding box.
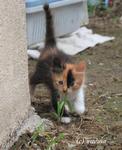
[75,61,86,72]
[52,57,64,73]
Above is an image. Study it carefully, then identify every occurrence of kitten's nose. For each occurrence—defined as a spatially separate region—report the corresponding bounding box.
[63,88,67,93]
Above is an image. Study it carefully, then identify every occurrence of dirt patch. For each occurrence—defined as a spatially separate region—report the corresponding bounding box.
[10,17,122,150]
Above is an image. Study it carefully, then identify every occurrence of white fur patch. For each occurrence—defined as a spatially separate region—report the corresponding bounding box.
[74,86,85,115]
[60,117,71,124]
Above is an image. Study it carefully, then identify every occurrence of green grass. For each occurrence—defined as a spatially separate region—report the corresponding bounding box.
[87,1,112,17]
[46,133,64,150]
[88,3,97,16]
[31,122,45,142]
[31,122,65,150]
[53,96,73,122]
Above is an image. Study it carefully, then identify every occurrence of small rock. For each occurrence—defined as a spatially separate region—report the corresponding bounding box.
[99,62,104,66]
[17,108,53,141]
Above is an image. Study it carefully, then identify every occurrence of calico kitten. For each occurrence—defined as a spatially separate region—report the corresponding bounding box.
[30,4,72,118]
[59,62,86,123]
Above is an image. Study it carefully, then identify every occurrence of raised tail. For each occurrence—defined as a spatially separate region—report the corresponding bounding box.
[43,4,56,47]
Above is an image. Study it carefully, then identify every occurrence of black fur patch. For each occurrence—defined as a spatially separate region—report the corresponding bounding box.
[67,70,75,88]
[52,57,64,73]
[44,3,56,47]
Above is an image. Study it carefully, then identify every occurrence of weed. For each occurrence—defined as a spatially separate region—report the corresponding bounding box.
[46,133,64,150]
[88,3,97,16]
[53,96,73,122]
[30,118,65,149]
[31,122,45,142]
[87,0,112,17]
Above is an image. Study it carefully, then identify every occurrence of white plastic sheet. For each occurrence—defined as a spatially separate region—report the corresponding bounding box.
[27,27,115,59]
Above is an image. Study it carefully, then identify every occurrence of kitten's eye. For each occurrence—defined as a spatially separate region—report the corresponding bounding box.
[58,81,63,85]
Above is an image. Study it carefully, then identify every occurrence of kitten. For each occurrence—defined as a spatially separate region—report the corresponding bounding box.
[29,4,72,118]
[58,62,86,123]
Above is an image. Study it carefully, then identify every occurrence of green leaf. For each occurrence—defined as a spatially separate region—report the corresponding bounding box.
[57,100,65,117]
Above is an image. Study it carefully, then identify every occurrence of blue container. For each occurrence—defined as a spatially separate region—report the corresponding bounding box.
[26,0,62,8]
[26,0,89,46]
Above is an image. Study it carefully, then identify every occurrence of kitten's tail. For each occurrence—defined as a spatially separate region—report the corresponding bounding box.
[43,4,56,47]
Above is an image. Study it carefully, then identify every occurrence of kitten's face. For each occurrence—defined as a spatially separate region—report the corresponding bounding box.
[52,61,85,96]
[66,62,85,94]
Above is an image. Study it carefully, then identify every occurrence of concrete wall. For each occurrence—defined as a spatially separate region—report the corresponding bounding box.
[0,0,30,149]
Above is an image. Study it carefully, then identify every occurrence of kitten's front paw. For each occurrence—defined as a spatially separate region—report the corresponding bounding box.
[74,105,85,115]
[60,117,71,124]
